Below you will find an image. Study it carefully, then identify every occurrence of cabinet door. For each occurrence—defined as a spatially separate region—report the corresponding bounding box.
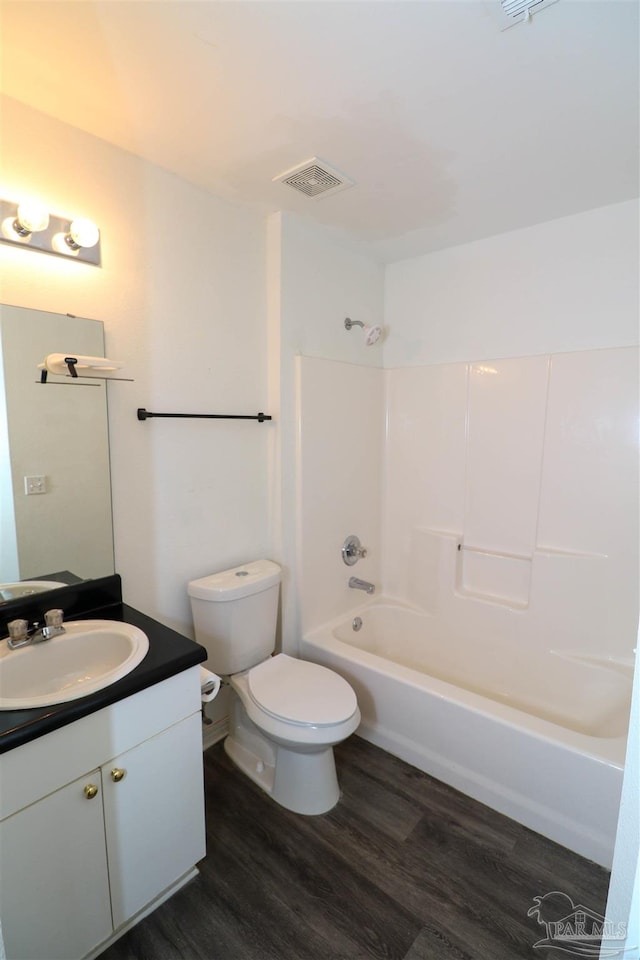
[0,770,112,960]
[103,712,206,929]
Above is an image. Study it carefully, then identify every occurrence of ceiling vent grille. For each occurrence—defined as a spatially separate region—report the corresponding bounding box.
[500,0,558,29]
[273,158,354,200]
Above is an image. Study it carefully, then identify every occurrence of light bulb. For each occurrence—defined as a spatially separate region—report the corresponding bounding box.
[66,218,99,249]
[14,200,49,236]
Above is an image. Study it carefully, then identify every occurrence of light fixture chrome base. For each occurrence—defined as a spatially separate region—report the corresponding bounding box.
[0,199,101,266]
[11,219,32,238]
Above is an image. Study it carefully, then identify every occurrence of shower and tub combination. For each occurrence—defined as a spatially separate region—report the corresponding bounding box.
[296,349,638,869]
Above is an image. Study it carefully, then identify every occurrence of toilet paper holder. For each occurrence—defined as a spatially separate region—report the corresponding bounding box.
[200,666,221,703]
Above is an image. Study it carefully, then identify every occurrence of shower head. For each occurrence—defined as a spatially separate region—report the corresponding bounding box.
[344,317,383,346]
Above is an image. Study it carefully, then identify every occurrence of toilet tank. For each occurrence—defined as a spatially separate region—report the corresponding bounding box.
[187,560,281,675]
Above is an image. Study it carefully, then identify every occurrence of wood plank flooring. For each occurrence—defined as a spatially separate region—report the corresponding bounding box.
[99,736,610,960]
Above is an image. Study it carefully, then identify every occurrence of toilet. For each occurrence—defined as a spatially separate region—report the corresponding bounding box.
[188,559,360,815]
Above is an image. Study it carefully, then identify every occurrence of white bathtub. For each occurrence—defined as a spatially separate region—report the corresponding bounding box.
[301,599,633,868]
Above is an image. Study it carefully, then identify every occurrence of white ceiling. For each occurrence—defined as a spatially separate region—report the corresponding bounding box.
[1,0,638,262]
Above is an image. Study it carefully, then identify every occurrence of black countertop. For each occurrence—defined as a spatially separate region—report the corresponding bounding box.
[0,576,207,754]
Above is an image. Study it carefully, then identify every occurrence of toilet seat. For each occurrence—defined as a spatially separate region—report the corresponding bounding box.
[247,654,358,727]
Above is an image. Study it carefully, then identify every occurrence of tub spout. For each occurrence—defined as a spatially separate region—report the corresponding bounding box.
[348,577,375,595]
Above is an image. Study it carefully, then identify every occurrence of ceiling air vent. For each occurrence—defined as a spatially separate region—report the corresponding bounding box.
[499,0,558,29]
[273,158,354,200]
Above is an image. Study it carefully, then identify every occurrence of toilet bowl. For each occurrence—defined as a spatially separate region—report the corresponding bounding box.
[188,560,360,815]
[227,654,360,814]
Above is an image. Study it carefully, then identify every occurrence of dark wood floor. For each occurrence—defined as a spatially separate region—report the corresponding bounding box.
[99,735,610,960]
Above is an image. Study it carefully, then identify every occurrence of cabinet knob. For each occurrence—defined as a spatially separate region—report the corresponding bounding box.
[110,767,126,783]
[83,783,99,800]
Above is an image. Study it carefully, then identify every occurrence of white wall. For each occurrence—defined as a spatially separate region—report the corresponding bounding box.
[298,357,384,634]
[0,96,270,637]
[267,213,385,651]
[384,200,639,368]
[278,214,384,371]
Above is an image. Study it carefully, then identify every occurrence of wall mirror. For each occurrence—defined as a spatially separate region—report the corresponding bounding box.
[0,304,115,603]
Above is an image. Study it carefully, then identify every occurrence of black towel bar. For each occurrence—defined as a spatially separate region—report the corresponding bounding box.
[137,408,272,422]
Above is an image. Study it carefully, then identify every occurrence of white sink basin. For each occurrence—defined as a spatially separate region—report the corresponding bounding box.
[0,620,149,710]
[0,581,69,602]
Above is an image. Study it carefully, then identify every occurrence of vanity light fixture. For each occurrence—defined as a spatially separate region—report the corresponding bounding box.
[64,218,100,251]
[10,200,50,238]
[0,198,101,266]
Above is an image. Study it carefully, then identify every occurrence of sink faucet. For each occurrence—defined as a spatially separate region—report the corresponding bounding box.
[348,577,375,595]
[5,609,66,649]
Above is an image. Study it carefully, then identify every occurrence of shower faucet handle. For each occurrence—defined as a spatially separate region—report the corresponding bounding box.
[342,535,368,566]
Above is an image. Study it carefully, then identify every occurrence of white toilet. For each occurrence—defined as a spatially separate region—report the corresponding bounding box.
[188,559,360,815]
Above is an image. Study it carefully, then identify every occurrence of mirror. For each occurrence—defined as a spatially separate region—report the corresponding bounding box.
[0,304,115,601]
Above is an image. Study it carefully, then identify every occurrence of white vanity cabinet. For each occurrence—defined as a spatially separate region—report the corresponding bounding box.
[0,767,113,960]
[0,668,206,960]
[102,711,205,929]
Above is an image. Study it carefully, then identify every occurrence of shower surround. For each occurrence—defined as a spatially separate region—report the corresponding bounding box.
[297,346,638,866]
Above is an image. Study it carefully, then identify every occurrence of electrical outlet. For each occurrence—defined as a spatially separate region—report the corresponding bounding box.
[24,475,47,495]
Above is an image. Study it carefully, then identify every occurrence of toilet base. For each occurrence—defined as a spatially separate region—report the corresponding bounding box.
[224,735,276,795]
[224,734,340,815]
[224,699,341,815]
[272,741,340,815]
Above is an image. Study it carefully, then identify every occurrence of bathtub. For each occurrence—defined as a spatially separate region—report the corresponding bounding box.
[301,599,633,868]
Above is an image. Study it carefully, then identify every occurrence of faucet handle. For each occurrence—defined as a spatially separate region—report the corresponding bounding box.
[342,535,368,566]
[44,609,64,628]
[44,610,64,627]
[7,619,29,643]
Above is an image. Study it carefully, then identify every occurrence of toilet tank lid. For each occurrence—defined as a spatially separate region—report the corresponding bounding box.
[188,559,281,601]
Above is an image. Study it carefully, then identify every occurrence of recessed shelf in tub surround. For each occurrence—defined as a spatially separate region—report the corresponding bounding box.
[456,542,532,610]
[407,528,614,614]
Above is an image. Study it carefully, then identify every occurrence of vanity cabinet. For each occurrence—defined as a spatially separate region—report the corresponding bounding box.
[0,668,206,960]
[0,768,113,960]
[103,711,204,929]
